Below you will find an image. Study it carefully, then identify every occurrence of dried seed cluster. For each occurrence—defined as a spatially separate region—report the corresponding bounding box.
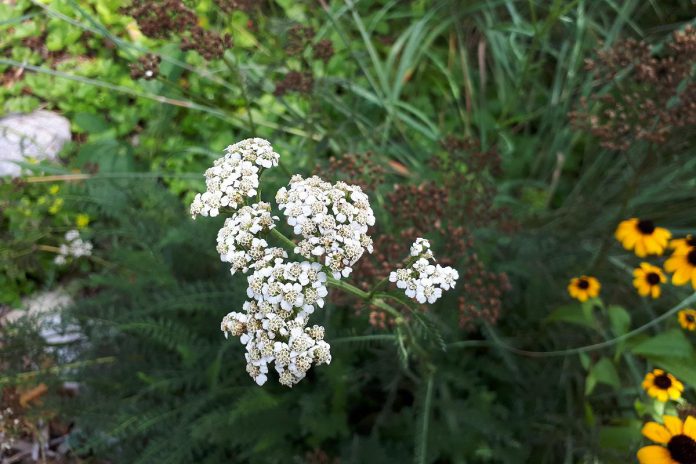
[129,53,161,80]
[123,0,232,61]
[274,71,315,96]
[570,26,696,151]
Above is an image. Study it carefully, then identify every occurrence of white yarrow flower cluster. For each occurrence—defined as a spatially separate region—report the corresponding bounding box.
[220,257,331,387]
[247,260,328,318]
[190,138,279,218]
[221,286,332,387]
[390,238,459,304]
[192,139,333,387]
[193,138,460,388]
[54,230,93,265]
[275,175,375,279]
[216,202,279,275]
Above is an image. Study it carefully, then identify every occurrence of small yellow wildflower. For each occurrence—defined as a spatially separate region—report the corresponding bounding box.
[678,309,696,331]
[642,369,684,402]
[633,263,667,298]
[615,218,671,257]
[567,276,601,302]
[75,214,90,229]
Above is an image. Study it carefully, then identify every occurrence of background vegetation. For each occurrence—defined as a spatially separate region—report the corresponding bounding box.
[1,0,695,462]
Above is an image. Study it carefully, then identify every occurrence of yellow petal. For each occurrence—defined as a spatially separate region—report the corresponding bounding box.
[673,266,692,286]
[637,445,676,464]
[645,238,662,255]
[643,422,673,444]
[652,286,661,299]
[665,256,681,273]
[623,233,639,250]
[663,415,683,436]
[635,239,648,257]
[683,416,696,440]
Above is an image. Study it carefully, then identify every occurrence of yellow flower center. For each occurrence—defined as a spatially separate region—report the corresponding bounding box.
[668,434,696,464]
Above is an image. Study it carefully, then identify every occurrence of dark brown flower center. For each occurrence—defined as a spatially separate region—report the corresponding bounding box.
[647,272,661,285]
[637,220,656,235]
[577,279,590,290]
[686,236,696,247]
[654,374,673,389]
[687,314,695,323]
[668,434,696,464]
[688,250,696,266]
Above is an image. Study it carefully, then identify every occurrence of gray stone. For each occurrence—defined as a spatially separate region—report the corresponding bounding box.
[0,110,71,177]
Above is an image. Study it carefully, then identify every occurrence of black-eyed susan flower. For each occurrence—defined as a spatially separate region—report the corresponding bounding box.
[567,276,601,302]
[665,249,696,290]
[634,263,667,298]
[637,415,696,464]
[615,218,672,257]
[643,369,684,402]
[679,309,696,331]
[670,235,696,256]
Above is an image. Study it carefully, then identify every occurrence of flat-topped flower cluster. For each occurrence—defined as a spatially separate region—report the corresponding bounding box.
[390,238,459,304]
[216,202,278,275]
[190,138,279,218]
[276,175,375,279]
[192,138,459,387]
[54,230,93,265]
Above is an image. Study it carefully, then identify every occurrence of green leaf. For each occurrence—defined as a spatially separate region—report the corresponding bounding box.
[546,303,595,329]
[74,112,109,134]
[599,422,641,451]
[586,357,620,395]
[608,305,631,336]
[631,329,694,359]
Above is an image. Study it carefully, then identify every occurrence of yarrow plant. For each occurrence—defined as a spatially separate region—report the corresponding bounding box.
[54,230,93,265]
[191,138,459,387]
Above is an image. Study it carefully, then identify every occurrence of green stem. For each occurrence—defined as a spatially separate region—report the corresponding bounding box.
[487,292,696,358]
[222,53,256,134]
[270,228,297,252]
[415,370,435,464]
[367,274,391,299]
[0,356,116,384]
[332,334,396,344]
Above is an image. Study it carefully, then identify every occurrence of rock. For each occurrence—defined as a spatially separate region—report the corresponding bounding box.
[1,288,81,345]
[0,110,71,177]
